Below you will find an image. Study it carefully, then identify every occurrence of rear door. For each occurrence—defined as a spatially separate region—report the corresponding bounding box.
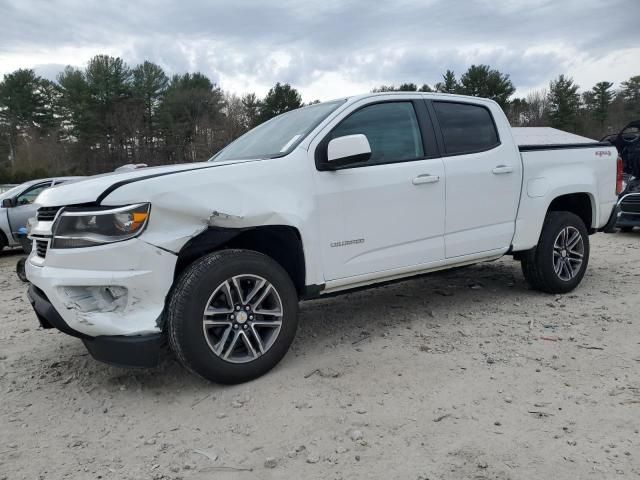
[313,99,446,281]
[428,100,521,258]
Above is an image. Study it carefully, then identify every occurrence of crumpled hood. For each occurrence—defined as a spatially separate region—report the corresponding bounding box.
[35,160,253,207]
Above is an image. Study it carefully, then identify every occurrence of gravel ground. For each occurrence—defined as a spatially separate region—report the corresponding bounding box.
[1,232,639,480]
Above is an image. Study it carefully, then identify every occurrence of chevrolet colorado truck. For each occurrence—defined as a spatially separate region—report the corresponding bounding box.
[25,92,621,384]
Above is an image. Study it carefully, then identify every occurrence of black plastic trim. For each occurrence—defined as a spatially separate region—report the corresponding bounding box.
[519,142,611,152]
[301,283,325,300]
[412,99,441,158]
[83,334,162,369]
[600,204,620,233]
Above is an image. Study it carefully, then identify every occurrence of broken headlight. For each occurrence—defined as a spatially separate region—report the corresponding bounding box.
[51,203,151,248]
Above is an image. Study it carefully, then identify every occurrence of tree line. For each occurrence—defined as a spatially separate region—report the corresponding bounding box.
[0,56,638,183]
[0,55,304,182]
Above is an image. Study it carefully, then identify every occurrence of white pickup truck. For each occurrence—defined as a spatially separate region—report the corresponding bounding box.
[25,92,621,383]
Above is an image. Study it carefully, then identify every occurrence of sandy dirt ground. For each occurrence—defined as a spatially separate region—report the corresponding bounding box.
[1,232,639,480]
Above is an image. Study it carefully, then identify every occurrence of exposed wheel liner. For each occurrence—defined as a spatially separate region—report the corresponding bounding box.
[167,249,298,384]
[521,211,590,294]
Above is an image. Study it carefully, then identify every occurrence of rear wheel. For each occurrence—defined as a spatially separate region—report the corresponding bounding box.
[521,211,590,294]
[167,250,298,384]
[619,226,634,233]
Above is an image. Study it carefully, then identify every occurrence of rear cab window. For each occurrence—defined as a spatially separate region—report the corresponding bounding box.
[432,101,500,155]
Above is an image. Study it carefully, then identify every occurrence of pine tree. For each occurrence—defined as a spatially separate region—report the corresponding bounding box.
[547,75,580,131]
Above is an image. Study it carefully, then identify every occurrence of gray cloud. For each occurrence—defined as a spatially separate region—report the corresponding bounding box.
[2,0,639,98]
[32,63,67,82]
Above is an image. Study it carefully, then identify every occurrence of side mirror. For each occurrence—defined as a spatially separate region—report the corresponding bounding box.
[2,198,14,208]
[326,134,372,168]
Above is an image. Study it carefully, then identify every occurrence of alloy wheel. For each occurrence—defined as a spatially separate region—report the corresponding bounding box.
[552,226,584,281]
[202,274,283,363]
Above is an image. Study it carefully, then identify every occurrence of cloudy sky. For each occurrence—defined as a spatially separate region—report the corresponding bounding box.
[1,0,639,102]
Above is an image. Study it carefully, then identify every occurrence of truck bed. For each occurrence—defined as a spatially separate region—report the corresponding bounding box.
[511,127,609,151]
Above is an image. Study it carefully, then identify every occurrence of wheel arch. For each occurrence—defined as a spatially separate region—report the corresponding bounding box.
[174,225,306,297]
[0,228,7,249]
[546,192,596,232]
[512,189,597,252]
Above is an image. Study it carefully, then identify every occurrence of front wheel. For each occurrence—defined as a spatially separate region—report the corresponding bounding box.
[521,211,590,294]
[16,257,28,282]
[167,250,298,384]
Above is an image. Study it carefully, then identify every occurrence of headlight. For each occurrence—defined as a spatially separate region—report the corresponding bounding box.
[52,203,150,248]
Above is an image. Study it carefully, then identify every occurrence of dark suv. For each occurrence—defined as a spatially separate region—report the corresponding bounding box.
[603,121,640,232]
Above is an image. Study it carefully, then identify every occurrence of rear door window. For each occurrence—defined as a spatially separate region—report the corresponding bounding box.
[433,101,500,155]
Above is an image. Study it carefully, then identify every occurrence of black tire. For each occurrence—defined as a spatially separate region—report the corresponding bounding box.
[520,211,590,294]
[619,226,634,233]
[167,249,299,384]
[0,231,7,251]
[16,257,28,282]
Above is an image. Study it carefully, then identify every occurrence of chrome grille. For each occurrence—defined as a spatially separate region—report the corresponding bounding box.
[620,194,640,214]
[35,240,49,258]
[36,206,62,222]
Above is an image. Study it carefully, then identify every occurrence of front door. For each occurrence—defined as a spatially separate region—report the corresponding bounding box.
[313,100,446,281]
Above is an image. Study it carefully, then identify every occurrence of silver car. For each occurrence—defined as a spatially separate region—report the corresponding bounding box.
[0,177,83,251]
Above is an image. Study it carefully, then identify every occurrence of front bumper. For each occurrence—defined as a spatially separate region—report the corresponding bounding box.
[25,236,177,367]
[616,213,640,229]
[26,237,177,337]
[615,193,640,229]
[27,284,162,368]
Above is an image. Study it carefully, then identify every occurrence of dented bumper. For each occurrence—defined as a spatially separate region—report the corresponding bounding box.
[25,237,177,337]
[27,283,163,367]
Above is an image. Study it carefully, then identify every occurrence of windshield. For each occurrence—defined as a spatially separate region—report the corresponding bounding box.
[210,99,345,162]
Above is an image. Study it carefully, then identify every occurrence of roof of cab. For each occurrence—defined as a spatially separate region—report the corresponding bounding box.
[342,91,498,105]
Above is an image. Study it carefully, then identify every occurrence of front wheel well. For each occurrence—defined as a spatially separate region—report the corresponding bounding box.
[0,229,8,250]
[174,225,306,297]
[547,193,594,232]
